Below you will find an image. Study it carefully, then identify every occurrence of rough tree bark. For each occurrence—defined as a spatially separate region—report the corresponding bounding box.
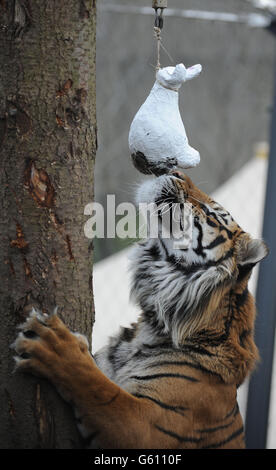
[0,1,97,448]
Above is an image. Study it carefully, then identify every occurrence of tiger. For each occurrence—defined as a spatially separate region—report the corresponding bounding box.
[12,171,268,449]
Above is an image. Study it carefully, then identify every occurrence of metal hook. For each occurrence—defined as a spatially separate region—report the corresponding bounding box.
[152,0,167,30]
[154,8,164,29]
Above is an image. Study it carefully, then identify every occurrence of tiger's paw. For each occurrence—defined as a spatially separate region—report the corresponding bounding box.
[11,308,92,402]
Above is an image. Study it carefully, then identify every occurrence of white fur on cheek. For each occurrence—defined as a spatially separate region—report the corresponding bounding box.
[135,175,176,205]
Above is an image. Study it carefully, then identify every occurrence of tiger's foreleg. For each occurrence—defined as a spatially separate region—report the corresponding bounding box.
[12,310,155,448]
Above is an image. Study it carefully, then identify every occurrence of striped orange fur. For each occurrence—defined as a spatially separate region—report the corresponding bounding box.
[13,172,268,449]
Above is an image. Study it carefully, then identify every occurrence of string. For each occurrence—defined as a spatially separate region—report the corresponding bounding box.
[153,8,174,72]
[159,39,174,64]
[153,26,161,71]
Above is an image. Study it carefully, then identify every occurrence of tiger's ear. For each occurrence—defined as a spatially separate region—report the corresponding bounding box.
[236,236,268,277]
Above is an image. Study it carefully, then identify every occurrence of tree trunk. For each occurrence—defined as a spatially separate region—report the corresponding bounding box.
[0,0,97,448]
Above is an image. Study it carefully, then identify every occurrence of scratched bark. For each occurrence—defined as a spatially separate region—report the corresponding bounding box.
[0,1,96,448]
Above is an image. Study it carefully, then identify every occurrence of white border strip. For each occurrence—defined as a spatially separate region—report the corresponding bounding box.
[99,4,271,28]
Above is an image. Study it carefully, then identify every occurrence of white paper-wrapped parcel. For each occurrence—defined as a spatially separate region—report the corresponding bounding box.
[129,63,202,175]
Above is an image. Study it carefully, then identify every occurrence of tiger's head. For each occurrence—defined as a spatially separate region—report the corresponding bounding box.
[131,172,268,349]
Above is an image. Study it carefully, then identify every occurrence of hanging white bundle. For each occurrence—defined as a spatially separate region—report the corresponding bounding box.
[129,63,202,175]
